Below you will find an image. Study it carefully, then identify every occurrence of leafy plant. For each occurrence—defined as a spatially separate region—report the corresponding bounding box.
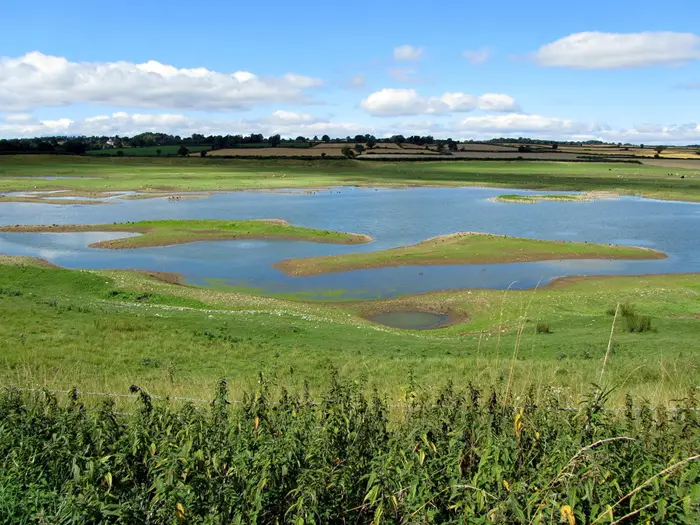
[1,380,698,523]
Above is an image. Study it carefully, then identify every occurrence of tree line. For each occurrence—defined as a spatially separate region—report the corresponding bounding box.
[0,131,670,155]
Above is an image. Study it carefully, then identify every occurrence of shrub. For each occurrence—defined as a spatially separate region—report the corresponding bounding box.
[625,314,653,333]
[536,321,552,334]
[608,303,654,332]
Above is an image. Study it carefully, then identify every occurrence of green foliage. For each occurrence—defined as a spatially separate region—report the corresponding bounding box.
[1,381,699,523]
[341,145,355,158]
[536,321,551,334]
[608,303,654,333]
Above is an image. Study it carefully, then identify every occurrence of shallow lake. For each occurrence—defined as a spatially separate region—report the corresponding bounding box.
[0,186,698,299]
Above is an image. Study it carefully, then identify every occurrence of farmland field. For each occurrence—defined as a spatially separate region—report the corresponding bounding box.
[85,145,211,156]
[1,155,699,201]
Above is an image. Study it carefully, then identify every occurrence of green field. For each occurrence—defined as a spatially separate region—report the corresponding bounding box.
[85,145,211,156]
[275,233,665,276]
[0,155,699,201]
[1,256,698,407]
[0,219,371,249]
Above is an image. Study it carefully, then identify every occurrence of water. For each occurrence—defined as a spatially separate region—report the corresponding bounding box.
[368,311,451,330]
[0,186,698,299]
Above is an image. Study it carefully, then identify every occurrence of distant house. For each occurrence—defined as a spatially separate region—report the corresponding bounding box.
[104,139,117,149]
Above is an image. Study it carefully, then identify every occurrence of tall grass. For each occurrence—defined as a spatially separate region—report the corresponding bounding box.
[1,378,699,524]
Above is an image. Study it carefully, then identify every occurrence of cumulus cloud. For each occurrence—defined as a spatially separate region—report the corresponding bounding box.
[0,111,367,140]
[394,45,424,61]
[463,48,492,65]
[534,31,700,69]
[3,110,700,144]
[0,52,323,111]
[453,113,587,134]
[360,89,519,116]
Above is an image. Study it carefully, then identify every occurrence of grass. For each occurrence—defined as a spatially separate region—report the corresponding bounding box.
[2,381,699,523]
[0,155,699,201]
[494,193,603,203]
[0,219,372,249]
[0,256,698,406]
[85,145,211,156]
[274,232,666,276]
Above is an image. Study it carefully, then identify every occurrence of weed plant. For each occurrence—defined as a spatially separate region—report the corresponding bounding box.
[1,377,699,524]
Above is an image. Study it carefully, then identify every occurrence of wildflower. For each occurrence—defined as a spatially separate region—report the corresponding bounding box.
[560,504,575,525]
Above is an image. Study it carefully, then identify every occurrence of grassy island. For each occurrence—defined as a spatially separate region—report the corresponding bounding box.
[0,219,372,249]
[275,232,667,276]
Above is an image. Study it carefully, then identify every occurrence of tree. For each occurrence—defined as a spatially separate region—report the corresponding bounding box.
[640,144,645,149]
[341,145,355,158]
[551,143,558,150]
[116,150,124,157]
[267,134,281,147]
[156,149,162,156]
[366,137,377,149]
[313,135,319,142]
[63,140,87,155]
[177,145,189,156]
[322,135,330,143]
[354,144,365,153]
[654,146,666,155]
[200,150,207,157]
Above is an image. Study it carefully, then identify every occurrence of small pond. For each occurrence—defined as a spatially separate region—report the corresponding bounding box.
[368,311,452,330]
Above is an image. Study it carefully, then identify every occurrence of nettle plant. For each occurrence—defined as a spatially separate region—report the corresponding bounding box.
[0,376,699,524]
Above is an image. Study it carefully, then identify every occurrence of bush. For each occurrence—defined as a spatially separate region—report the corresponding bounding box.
[536,321,552,334]
[625,314,653,333]
[607,303,654,332]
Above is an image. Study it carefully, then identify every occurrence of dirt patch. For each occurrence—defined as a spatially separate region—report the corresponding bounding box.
[132,270,187,286]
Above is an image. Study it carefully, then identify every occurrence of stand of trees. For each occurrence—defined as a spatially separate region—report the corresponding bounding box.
[0,131,668,155]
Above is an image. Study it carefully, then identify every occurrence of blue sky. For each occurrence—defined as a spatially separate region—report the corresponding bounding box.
[1,0,699,143]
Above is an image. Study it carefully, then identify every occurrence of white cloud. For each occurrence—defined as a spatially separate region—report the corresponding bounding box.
[0,111,367,140]
[463,47,492,65]
[534,31,700,69]
[360,89,519,116]
[0,52,324,111]
[394,45,424,61]
[388,67,420,83]
[267,110,314,124]
[453,113,586,134]
[3,110,700,144]
[347,74,366,89]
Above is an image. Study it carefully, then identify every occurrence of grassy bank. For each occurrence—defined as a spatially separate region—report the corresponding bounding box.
[2,382,699,524]
[275,233,666,276]
[0,257,698,406]
[493,193,611,203]
[0,219,372,249]
[0,155,699,201]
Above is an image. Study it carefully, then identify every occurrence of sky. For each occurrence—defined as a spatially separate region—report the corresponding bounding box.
[1,0,700,143]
